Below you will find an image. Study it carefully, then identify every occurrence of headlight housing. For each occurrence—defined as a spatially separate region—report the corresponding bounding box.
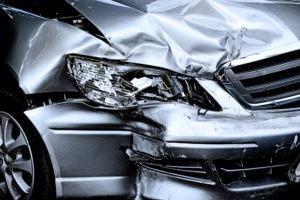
[67,55,220,110]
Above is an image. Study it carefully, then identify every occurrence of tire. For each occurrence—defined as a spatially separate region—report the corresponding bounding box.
[0,89,55,200]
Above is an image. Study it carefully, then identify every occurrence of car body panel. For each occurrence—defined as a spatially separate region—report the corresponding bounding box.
[24,97,300,198]
[24,102,135,198]
[0,0,300,199]
[1,1,300,94]
[0,5,124,94]
[67,0,300,75]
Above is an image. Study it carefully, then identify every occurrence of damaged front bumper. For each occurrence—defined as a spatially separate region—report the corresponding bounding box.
[1,1,300,199]
[24,88,300,199]
[135,162,294,200]
[127,79,300,199]
[132,103,300,159]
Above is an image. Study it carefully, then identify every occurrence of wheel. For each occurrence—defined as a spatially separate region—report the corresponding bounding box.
[0,111,34,199]
[0,89,55,200]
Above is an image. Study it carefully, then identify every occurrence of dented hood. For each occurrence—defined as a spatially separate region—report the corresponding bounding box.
[69,0,300,75]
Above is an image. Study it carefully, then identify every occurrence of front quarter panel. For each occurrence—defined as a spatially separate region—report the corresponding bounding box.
[0,5,124,94]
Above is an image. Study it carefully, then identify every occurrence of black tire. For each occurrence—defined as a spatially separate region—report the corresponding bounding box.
[0,88,55,200]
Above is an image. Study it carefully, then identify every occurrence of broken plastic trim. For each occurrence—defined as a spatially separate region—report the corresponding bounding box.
[126,148,215,185]
[288,153,300,183]
[67,55,221,110]
[139,161,216,185]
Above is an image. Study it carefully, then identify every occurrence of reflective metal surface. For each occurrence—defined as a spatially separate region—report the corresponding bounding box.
[67,0,300,75]
[0,0,300,199]
[0,4,124,94]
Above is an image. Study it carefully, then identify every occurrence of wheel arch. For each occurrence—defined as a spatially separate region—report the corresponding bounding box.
[0,62,28,110]
[0,64,57,198]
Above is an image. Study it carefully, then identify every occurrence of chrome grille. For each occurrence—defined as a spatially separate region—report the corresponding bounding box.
[217,49,300,109]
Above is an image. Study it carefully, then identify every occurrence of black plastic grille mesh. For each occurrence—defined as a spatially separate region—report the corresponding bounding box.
[213,154,297,186]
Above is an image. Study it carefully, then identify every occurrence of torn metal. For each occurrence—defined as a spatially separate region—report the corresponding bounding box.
[67,0,300,76]
[1,0,300,94]
[0,0,300,200]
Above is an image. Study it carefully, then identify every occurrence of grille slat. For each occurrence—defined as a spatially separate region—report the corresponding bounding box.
[231,76,300,96]
[251,82,300,102]
[219,49,300,109]
[214,155,296,185]
[142,161,214,185]
[242,74,300,94]
[229,58,300,80]
[220,163,290,173]
[241,66,300,88]
[230,49,300,74]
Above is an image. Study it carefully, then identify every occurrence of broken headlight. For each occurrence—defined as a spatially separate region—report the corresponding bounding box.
[67,55,220,110]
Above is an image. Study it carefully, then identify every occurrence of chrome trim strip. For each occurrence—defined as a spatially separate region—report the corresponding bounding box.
[56,176,135,198]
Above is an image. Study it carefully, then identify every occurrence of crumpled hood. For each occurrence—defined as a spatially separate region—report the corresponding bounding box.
[67,0,300,76]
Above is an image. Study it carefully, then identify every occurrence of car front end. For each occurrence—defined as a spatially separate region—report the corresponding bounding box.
[0,0,300,199]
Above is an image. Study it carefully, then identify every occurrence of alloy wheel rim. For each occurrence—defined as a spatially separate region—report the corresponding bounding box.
[0,112,34,200]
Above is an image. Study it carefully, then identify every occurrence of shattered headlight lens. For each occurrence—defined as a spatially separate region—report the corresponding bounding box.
[67,55,220,110]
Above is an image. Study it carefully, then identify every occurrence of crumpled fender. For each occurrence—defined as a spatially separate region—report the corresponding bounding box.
[0,5,124,94]
[67,0,300,76]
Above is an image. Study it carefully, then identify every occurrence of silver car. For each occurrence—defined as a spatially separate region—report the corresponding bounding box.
[0,0,300,199]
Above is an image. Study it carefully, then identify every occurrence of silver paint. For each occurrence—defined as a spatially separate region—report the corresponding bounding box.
[67,0,299,75]
[0,5,124,94]
[1,0,300,199]
[1,1,300,94]
[24,102,134,198]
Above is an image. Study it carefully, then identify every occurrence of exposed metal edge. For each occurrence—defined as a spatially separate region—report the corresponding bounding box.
[56,176,135,198]
[0,4,46,19]
[132,133,166,158]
